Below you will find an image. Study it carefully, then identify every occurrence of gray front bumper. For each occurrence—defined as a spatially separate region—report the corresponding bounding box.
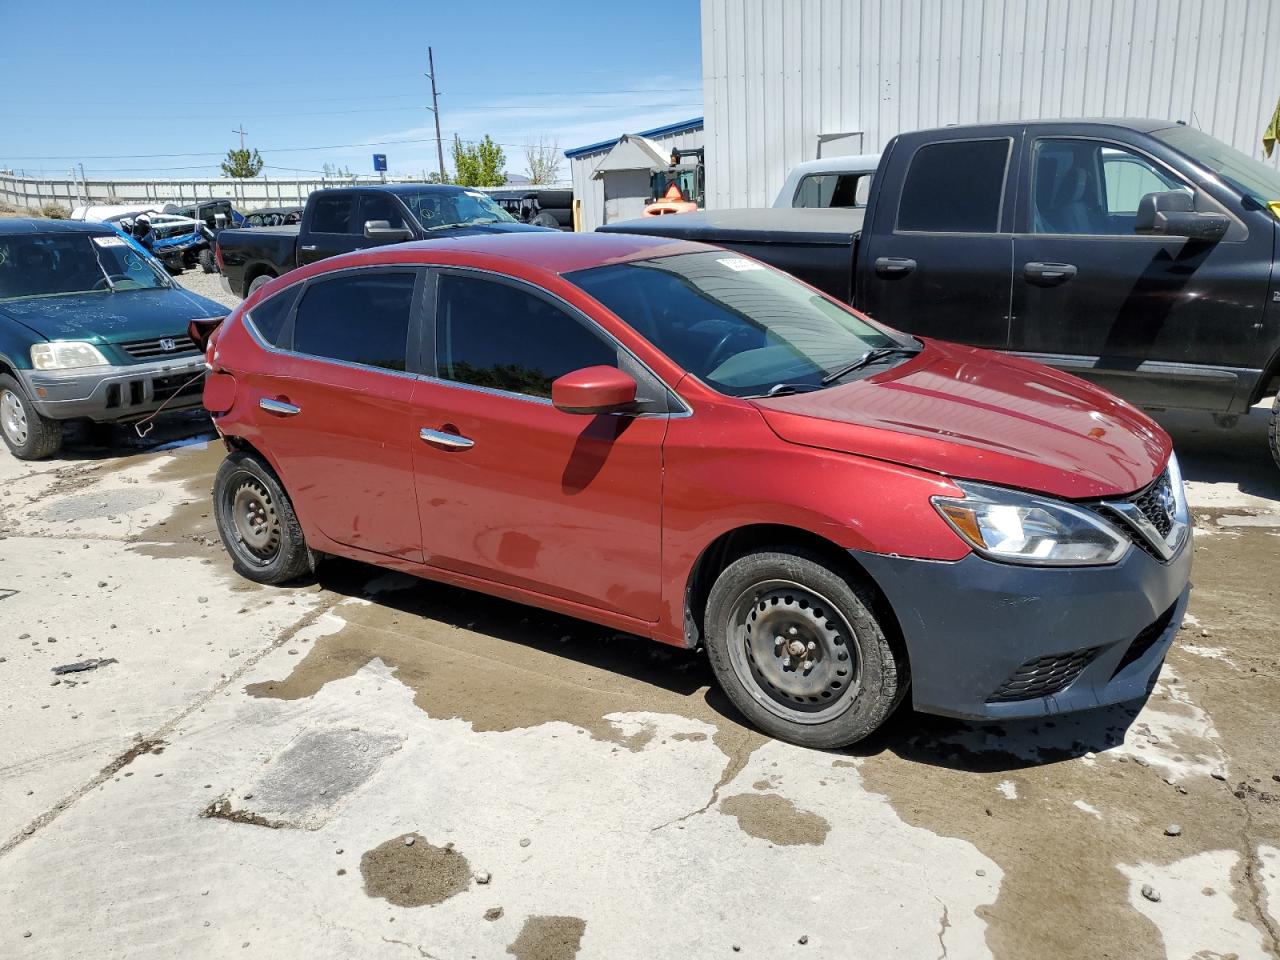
[20,354,207,422]
[853,536,1192,721]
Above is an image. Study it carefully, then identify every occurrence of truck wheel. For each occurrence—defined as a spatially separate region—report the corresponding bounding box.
[213,451,314,584]
[703,547,906,749]
[0,374,62,460]
[198,249,217,274]
[246,274,275,297]
[1269,394,1280,473]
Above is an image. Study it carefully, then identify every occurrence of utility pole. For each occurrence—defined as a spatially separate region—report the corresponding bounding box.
[426,47,446,182]
[232,125,248,150]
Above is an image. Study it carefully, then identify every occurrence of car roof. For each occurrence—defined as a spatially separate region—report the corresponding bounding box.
[0,218,115,236]
[785,153,882,178]
[907,117,1179,137]
[385,230,707,274]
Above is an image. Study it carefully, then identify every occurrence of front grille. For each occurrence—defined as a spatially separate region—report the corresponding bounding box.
[986,647,1101,703]
[1110,603,1177,678]
[119,335,199,361]
[1133,470,1174,538]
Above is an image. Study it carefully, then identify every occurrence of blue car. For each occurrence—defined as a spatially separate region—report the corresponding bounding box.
[0,218,227,459]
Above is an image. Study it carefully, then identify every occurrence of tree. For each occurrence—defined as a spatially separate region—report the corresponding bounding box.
[524,136,561,184]
[221,147,264,179]
[451,134,506,187]
[321,162,354,178]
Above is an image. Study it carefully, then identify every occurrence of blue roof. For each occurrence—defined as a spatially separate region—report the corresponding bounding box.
[564,116,704,160]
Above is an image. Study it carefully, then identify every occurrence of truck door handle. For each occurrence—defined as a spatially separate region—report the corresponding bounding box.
[1024,261,1077,284]
[260,397,301,416]
[300,244,318,252]
[874,257,917,278]
[419,427,474,450]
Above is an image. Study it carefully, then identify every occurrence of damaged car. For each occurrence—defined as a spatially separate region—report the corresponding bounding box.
[197,232,1191,748]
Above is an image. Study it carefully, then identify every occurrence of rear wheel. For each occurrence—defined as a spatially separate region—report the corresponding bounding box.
[198,249,217,274]
[0,374,62,460]
[1269,394,1280,473]
[704,547,906,748]
[246,274,274,297]
[213,451,313,584]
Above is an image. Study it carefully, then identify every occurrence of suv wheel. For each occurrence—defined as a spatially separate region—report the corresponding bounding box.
[704,548,906,749]
[213,451,314,584]
[0,374,62,460]
[1269,395,1280,473]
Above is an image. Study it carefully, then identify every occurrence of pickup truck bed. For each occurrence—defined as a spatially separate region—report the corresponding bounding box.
[602,208,864,303]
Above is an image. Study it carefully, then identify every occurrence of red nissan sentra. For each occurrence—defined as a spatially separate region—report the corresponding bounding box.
[198,232,1191,748]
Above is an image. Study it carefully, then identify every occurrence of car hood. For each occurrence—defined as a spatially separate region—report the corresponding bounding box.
[0,286,227,344]
[752,339,1170,500]
[428,222,556,238]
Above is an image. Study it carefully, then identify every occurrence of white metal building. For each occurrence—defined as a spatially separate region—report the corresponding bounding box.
[701,0,1280,208]
[566,118,704,231]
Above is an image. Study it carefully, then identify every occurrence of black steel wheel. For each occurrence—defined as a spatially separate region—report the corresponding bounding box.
[213,451,313,584]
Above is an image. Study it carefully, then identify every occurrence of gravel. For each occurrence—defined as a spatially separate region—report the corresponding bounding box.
[174,270,238,309]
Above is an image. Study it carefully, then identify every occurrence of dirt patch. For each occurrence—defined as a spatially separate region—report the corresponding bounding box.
[125,443,228,562]
[506,915,587,960]
[360,833,471,907]
[718,792,830,846]
[199,798,285,829]
[99,738,165,778]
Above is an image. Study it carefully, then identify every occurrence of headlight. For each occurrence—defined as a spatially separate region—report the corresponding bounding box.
[30,341,109,371]
[932,481,1130,566]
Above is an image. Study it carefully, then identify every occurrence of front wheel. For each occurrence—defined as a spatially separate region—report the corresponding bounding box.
[0,374,62,460]
[213,451,314,584]
[704,548,906,749]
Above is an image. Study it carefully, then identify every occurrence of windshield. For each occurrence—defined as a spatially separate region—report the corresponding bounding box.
[1152,124,1280,207]
[567,251,912,397]
[397,189,517,231]
[0,233,170,301]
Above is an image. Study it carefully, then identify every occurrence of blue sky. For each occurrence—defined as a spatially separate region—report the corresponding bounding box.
[0,0,703,180]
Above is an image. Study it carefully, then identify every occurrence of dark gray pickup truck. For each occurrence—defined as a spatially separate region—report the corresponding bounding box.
[603,119,1280,469]
[217,183,553,298]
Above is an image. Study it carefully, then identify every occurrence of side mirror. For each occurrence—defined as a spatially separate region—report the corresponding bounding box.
[551,366,638,415]
[364,219,414,241]
[1135,191,1230,242]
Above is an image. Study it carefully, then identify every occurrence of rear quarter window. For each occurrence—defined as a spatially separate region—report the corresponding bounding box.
[245,286,300,346]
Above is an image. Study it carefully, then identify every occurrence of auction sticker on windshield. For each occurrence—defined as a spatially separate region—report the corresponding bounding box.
[717,257,763,272]
[93,235,127,248]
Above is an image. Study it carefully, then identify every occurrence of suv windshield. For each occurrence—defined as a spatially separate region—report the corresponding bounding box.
[1152,124,1280,207]
[0,233,170,301]
[567,251,913,397]
[396,189,517,231]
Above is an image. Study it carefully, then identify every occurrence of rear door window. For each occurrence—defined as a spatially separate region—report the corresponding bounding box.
[308,194,356,235]
[896,139,1011,233]
[291,271,416,371]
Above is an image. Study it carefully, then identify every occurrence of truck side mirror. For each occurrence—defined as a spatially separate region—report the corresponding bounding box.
[1135,191,1230,242]
[364,220,415,241]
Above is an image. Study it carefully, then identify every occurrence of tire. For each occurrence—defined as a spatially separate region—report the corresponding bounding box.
[246,274,275,298]
[212,450,314,584]
[198,249,217,274]
[704,547,906,749]
[1269,394,1280,473]
[0,374,62,460]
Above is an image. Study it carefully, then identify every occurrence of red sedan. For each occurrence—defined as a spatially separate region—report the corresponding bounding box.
[199,232,1191,748]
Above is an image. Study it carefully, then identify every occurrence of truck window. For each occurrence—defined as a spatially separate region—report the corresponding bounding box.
[896,139,1010,233]
[309,194,356,235]
[794,173,871,208]
[360,193,410,230]
[1031,139,1187,235]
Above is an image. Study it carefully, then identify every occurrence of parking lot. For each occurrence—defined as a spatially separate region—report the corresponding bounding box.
[0,276,1274,958]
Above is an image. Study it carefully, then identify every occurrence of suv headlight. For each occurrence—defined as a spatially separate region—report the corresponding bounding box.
[30,341,109,371]
[932,481,1130,566]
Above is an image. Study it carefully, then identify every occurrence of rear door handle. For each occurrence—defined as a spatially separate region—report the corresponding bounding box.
[1023,261,1077,284]
[259,397,301,416]
[874,256,917,278]
[299,244,318,252]
[419,428,474,450]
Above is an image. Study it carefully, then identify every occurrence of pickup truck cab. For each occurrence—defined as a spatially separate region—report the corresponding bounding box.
[772,153,879,209]
[605,119,1280,469]
[216,184,554,298]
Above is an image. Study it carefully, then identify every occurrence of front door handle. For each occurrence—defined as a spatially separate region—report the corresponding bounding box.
[299,244,318,252]
[1024,261,1077,284]
[260,397,300,416]
[874,256,917,278]
[419,428,474,450]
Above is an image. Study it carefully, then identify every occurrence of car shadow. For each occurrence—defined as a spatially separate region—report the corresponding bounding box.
[52,411,216,463]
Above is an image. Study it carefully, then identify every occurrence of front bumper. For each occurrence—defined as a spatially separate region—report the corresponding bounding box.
[853,536,1192,721]
[19,354,207,422]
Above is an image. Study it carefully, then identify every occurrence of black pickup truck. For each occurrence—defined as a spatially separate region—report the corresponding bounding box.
[602,119,1280,468]
[217,183,553,297]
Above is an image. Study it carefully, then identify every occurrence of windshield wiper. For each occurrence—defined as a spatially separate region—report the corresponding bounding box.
[820,345,921,385]
[759,382,825,398]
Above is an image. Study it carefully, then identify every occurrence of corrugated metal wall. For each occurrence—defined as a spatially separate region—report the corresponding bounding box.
[570,128,704,231]
[702,0,1280,208]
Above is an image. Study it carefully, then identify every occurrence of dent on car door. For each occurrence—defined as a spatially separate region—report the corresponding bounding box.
[248,268,426,560]
[1009,137,1265,411]
[410,270,668,622]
